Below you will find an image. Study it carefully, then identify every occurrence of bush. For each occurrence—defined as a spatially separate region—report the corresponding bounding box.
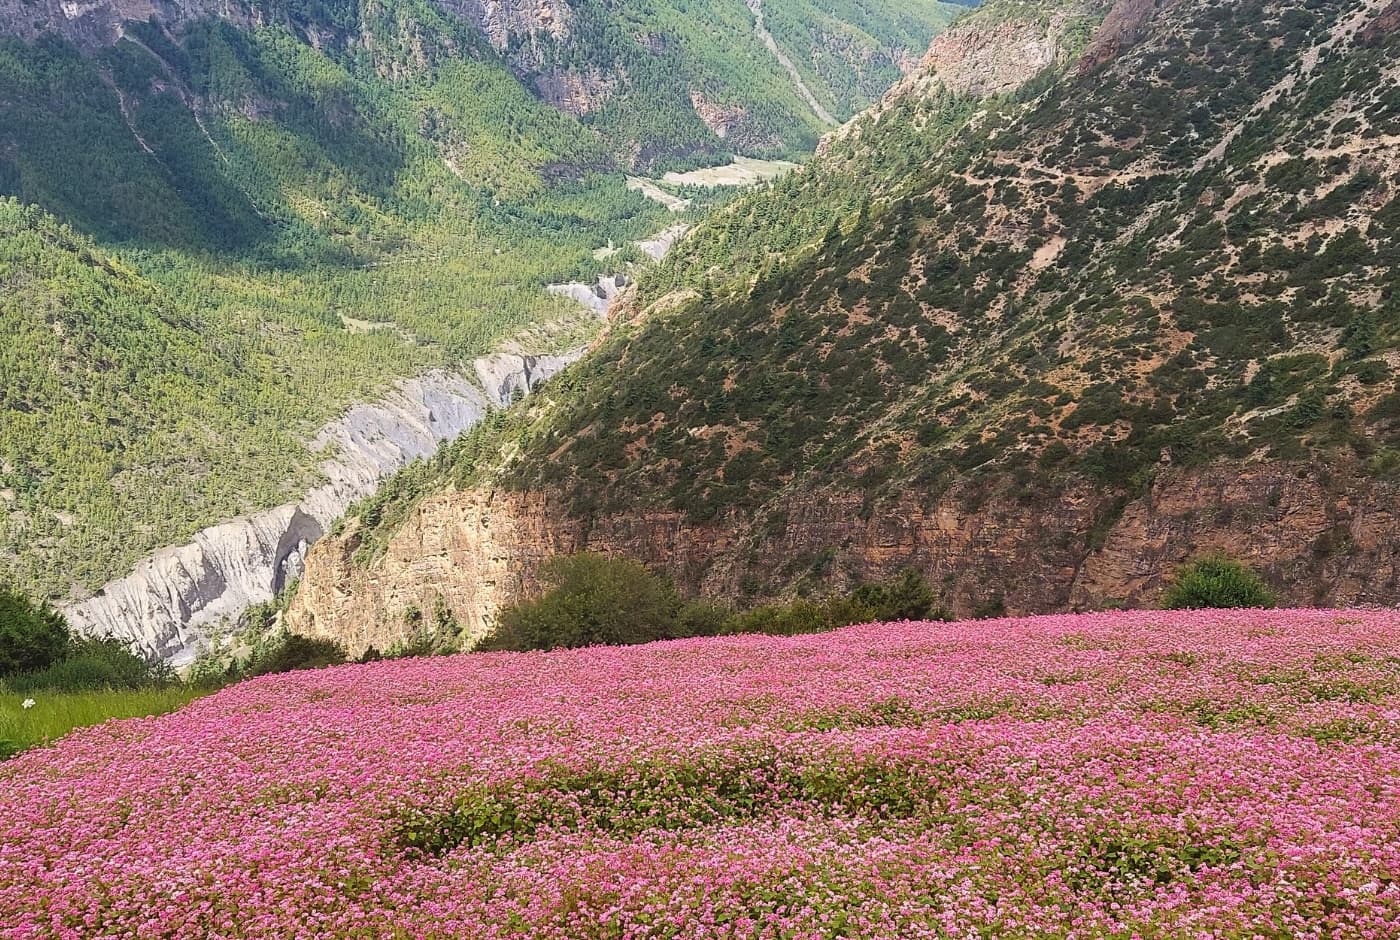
[848,569,944,622]
[721,569,947,637]
[245,634,348,677]
[720,599,834,637]
[487,556,948,651]
[0,587,70,677]
[1161,556,1277,610]
[7,637,173,693]
[385,596,467,659]
[675,601,730,639]
[487,554,696,652]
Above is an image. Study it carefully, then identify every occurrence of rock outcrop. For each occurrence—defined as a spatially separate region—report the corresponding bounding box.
[635,225,690,261]
[66,506,322,664]
[534,68,617,115]
[1077,0,1178,74]
[288,461,1400,658]
[688,92,746,139]
[1360,0,1400,43]
[473,350,584,407]
[822,0,1112,153]
[1070,463,1400,609]
[920,4,1105,98]
[64,352,581,665]
[436,0,571,54]
[545,274,629,317]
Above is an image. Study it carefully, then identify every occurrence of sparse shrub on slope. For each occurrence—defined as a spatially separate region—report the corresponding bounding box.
[1161,556,1277,610]
[244,635,349,678]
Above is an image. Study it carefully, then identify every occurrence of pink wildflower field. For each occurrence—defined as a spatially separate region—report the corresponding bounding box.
[5,610,1400,938]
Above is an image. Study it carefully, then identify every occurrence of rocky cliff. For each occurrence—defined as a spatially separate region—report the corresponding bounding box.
[67,352,579,665]
[822,0,1111,153]
[289,460,1400,656]
[919,0,1107,97]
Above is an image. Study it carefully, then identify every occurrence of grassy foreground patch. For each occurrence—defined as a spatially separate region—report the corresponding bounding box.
[0,687,206,759]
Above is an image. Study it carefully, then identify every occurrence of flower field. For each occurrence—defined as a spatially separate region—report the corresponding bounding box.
[4,609,1400,938]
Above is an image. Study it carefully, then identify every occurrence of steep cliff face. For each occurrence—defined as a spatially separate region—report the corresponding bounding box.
[1072,463,1400,608]
[66,353,579,665]
[824,0,1109,153]
[545,273,629,316]
[288,477,1107,656]
[289,460,1400,656]
[919,0,1106,97]
[444,0,571,52]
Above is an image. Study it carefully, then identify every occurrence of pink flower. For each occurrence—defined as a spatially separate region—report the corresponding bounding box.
[2,608,1400,937]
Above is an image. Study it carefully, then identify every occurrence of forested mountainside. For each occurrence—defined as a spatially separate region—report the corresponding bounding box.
[0,0,963,603]
[292,0,1400,650]
[0,0,967,229]
[540,0,1400,523]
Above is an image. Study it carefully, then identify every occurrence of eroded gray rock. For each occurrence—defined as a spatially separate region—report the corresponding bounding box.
[545,273,628,317]
[62,352,583,665]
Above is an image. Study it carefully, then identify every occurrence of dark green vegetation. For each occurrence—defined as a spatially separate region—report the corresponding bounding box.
[1161,557,1278,610]
[5,637,174,696]
[485,553,721,651]
[0,0,962,600]
[187,590,349,686]
[395,749,960,858]
[339,0,1400,604]
[0,586,69,677]
[486,553,945,652]
[2,585,171,691]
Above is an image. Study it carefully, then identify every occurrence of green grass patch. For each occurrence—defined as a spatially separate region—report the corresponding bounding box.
[0,686,206,759]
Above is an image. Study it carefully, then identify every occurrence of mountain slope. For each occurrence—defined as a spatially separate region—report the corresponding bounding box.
[0,0,965,606]
[549,0,1400,523]
[0,0,968,244]
[290,0,1400,649]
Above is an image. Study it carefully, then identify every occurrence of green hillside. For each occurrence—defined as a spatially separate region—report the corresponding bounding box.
[0,0,967,599]
[0,11,638,598]
[343,0,1400,599]
[0,0,966,253]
